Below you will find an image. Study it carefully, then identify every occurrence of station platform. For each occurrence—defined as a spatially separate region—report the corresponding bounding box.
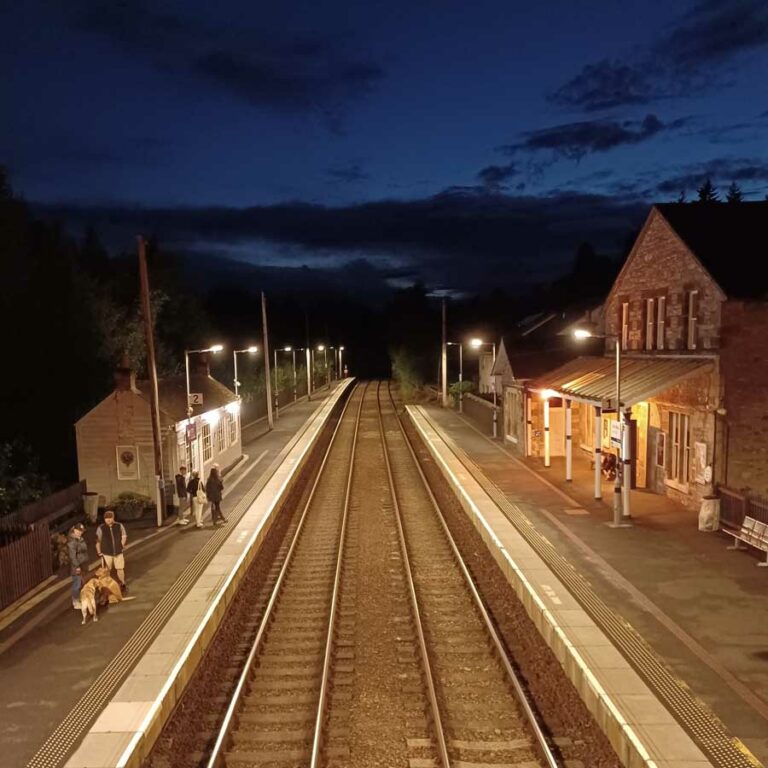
[0,385,346,768]
[410,405,768,767]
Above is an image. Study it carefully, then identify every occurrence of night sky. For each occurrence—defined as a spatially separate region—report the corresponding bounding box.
[2,0,767,294]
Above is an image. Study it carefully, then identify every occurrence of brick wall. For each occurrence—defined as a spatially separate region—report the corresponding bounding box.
[721,302,768,495]
[605,210,723,353]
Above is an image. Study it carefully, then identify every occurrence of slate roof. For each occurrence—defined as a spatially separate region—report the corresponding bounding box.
[136,374,237,423]
[655,202,768,300]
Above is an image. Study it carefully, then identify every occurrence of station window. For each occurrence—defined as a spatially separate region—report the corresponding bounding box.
[228,412,237,444]
[645,298,655,350]
[215,419,226,453]
[669,411,690,484]
[202,423,212,462]
[686,290,698,350]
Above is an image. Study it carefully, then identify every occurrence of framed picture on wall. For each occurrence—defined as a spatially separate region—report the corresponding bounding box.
[116,445,140,480]
[655,432,666,468]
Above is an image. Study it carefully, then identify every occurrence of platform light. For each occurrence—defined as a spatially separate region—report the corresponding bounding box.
[540,389,557,400]
[573,328,592,339]
[226,401,241,414]
[209,344,224,353]
[317,344,325,351]
[469,338,483,349]
[246,345,258,353]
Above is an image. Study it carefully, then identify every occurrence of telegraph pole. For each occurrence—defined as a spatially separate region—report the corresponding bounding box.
[261,292,274,429]
[138,237,165,527]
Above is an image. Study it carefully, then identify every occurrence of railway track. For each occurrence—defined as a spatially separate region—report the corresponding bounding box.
[203,380,562,768]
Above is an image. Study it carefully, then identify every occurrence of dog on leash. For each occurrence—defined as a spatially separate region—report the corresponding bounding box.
[79,578,104,625]
[94,566,135,604]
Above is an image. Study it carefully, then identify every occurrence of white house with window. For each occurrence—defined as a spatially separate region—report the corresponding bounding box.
[75,361,243,509]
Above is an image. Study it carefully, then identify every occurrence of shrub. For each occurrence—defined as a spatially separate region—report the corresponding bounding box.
[109,491,154,520]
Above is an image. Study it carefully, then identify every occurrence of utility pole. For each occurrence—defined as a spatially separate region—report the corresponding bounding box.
[305,310,312,400]
[261,292,274,429]
[441,298,448,407]
[138,237,165,527]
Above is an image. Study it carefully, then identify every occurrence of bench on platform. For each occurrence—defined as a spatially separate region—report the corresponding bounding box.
[723,515,768,567]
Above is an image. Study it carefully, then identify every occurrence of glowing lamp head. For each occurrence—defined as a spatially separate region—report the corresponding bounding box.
[226,401,241,415]
[247,346,258,353]
[284,346,292,351]
[340,346,345,351]
[540,388,558,400]
[469,338,483,349]
[204,410,220,425]
[317,344,325,351]
[210,344,224,353]
[573,328,592,340]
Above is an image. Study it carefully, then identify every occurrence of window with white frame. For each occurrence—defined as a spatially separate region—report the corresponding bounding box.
[228,411,237,444]
[656,296,666,350]
[686,290,698,350]
[669,411,690,485]
[645,297,655,350]
[215,418,226,453]
[202,423,212,462]
[621,301,629,350]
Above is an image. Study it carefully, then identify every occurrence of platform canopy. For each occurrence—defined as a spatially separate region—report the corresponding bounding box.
[528,355,713,409]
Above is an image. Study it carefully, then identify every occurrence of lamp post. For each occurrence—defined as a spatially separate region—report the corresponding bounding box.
[233,346,258,399]
[574,327,631,527]
[273,346,293,419]
[290,347,304,401]
[327,346,337,382]
[339,346,345,377]
[317,345,328,388]
[469,338,497,438]
[184,344,223,471]
[446,342,463,413]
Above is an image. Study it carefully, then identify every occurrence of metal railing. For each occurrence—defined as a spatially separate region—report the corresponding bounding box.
[719,486,768,528]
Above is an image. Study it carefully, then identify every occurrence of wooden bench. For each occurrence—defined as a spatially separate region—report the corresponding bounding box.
[723,516,768,567]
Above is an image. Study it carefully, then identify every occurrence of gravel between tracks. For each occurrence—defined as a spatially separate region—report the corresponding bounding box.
[402,408,621,768]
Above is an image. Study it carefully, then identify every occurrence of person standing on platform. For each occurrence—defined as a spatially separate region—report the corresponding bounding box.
[175,465,191,525]
[67,523,88,610]
[96,511,128,592]
[206,465,227,525]
[187,470,206,528]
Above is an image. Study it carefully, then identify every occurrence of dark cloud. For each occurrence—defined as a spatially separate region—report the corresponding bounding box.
[551,1,768,111]
[501,114,686,160]
[63,1,383,117]
[656,157,768,194]
[326,164,370,183]
[476,162,517,188]
[36,190,646,294]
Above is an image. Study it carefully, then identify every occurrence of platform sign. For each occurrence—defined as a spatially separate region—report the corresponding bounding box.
[610,420,622,447]
[188,392,203,406]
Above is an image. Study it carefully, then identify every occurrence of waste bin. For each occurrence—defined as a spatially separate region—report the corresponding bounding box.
[698,496,720,532]
[83,492,99,524]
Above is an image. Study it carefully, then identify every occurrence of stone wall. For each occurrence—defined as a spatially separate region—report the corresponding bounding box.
[605,210,723,353]
[721,301,768,495]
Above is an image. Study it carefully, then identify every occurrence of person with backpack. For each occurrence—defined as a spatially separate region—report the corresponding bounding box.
[95,510,128,592]
[186,470,207,528]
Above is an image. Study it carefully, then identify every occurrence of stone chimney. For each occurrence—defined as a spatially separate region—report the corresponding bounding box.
[114,354,137,391]
[191,352,211,377]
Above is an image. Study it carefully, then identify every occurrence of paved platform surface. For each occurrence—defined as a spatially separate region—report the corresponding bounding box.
[0,389,336,768]
[425,405,768,765]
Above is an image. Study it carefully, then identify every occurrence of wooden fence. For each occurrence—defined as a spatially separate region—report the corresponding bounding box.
[1,481,85,529]
[718,486,768,528]
[0,522,53,610]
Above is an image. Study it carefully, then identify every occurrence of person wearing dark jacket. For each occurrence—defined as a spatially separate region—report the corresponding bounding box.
[187,470,206,528]
[67,523,89,610]
[96,511,128,590]
[175,465,190,525]
[206,465,227,525]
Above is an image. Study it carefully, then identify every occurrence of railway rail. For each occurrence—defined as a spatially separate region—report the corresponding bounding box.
[198,381,563,768]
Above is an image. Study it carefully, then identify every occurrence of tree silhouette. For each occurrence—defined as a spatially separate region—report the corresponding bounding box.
[676,190,687,203]
[726,182,743,203]
[696,178,719,202]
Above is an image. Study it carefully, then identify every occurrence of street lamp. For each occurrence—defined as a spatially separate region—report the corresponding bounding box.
[290,347,304,400]
[316,344,328,388]
[185,345,224,417]
[339,346,345,377]
[573,326,631,527]
[446,342,464,413]
[233,346,258,399]
[469,338,497,438]
[273,346,293,418]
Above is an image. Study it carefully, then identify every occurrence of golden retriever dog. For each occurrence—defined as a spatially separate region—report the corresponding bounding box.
[79,578,103,625]
[95,567,135,604]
